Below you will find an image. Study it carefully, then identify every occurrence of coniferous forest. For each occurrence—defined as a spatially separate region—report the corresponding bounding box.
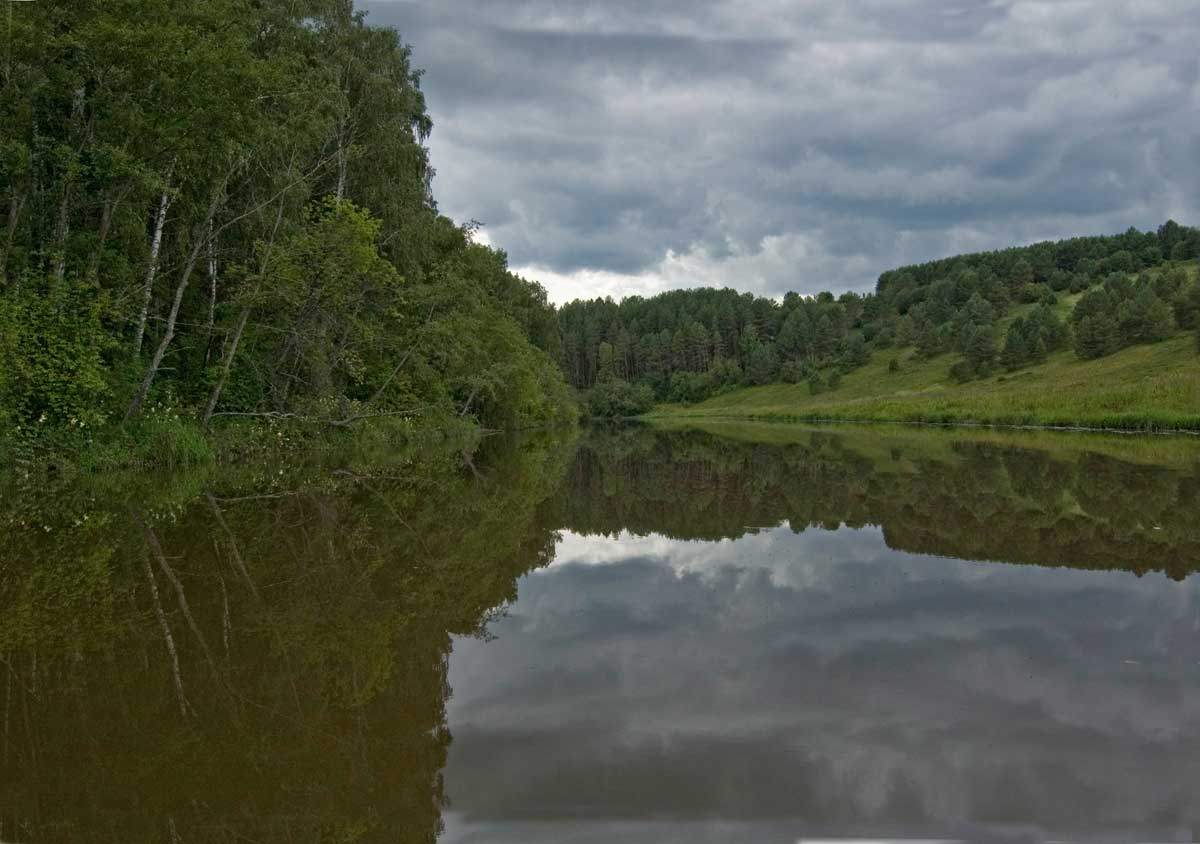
[562,224,1200,417]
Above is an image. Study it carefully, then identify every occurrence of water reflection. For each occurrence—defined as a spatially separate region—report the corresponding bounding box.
[0,437,570,843]
[1,423,1199,842]
[446,526,1200,843]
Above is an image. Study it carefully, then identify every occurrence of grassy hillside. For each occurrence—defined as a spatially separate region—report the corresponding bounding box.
[648,330,1200,431]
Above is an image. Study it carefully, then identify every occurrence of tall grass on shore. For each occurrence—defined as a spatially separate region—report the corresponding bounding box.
[650,332,1200,433]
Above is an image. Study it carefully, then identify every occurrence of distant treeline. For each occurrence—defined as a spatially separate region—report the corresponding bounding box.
[0,0,573,454]
[560,223,1200,416]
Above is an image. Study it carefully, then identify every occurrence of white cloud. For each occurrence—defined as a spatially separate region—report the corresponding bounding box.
[367,0,1200,302]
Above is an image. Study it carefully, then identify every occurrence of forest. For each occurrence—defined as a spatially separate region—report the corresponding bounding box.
[4,0,1200,459]
[0,0,573,463]
[562,223,1200,417]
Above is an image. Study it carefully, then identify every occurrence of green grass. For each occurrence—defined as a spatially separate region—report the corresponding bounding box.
[649,333,1200,432]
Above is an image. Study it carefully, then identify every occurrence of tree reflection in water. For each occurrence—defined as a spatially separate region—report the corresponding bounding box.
[1,423,1198,841]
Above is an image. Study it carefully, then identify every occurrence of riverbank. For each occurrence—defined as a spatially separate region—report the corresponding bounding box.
[0,410,488,476]
[647,332,1200,433]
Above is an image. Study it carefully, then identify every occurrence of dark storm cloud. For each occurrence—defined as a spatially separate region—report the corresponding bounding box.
[363,1,1200,301]
[441,528,1200,842]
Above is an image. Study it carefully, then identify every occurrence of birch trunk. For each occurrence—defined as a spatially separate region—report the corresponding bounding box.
[133,188,172,356]
[335,136,347,200]
[459,382,482,418]
[202,195,286,428]
[125,184,225,421]
[204,220,218,364]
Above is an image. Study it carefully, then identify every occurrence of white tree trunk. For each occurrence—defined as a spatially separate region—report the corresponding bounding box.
[205,220,218,364]
[126,178,227,421]
[133,188,172,356]
[202,307,250,430]
[335,132,347,200]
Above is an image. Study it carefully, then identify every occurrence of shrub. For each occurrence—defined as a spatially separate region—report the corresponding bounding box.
[0,275,114,434]
[779,361,806,384]
[666,371,715,405]
[586,378,655,418]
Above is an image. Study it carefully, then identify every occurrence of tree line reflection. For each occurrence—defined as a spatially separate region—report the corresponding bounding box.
[1,424,1198,840]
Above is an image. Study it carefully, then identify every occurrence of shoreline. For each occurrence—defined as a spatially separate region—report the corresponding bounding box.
[644,410,1200,436]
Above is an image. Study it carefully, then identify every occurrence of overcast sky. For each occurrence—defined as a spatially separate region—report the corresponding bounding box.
[362,1,1200,304]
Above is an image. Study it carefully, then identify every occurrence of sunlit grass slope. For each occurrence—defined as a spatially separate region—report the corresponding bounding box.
[649,333,1200,431]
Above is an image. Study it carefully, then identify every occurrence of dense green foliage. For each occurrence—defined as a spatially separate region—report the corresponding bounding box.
[560,224,1200,407]
[0,0,573,456]
[585,376,656,419]
[3,0,1196,444]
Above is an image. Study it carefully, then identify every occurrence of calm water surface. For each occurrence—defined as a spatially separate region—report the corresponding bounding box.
[2,423,1199,843]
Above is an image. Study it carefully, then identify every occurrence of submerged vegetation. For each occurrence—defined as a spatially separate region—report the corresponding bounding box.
[0,0,573,467]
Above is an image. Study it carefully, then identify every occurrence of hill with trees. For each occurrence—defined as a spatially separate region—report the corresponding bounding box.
[3,0,1198,458]
[0,0,573,464]
[560,224,1200,428]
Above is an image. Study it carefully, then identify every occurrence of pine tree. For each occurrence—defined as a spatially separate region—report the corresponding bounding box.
[1000,319,1030,371]
[962,325,998,376]
[1074,314,1119,359]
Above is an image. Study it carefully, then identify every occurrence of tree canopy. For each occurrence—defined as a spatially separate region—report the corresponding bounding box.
[559,222,1200,407]
[0,0,573,448]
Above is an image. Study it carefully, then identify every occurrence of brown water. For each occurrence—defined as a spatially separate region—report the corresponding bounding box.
[2,423,1199,843]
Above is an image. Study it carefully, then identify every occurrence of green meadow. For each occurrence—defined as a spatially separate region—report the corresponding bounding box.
[649,330,1200,432]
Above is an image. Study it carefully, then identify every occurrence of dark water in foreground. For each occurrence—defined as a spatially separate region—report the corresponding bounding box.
[2,423,1199,843]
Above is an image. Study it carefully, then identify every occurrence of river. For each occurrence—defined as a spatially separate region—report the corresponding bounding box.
[2,422,1198,843]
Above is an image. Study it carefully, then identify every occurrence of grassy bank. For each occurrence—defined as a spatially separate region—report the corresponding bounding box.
[1,410,485,476]
[648,332,1200,432]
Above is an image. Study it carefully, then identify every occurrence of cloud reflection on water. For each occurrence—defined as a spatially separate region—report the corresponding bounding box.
[444,525,1200,843]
